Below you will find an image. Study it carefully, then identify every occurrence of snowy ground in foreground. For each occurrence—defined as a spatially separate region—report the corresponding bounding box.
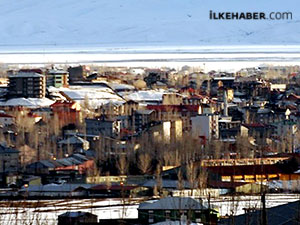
[0,194,299,225]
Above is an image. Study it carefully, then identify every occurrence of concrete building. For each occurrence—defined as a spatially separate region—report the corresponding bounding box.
[67,65,89,84]
[191,114,219,142]
[152,120,183,144]
[58,135,90,154]
[138,197,218,224]
[8,72,46,98]
[218,117,240,140]
[85,116,121,138]
[162,93,183,105]
[51,100,82,128]
[0,144,19,173]
[46,69,69,88]
[134,109,155,132]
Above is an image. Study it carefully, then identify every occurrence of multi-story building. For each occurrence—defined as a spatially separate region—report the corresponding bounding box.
[46,69,69,88]
[67,65,90,84]
[134,109,155,132]
[85,116,121,138]
[8,72,46,98]
[51,100,81,128]
[0,144,19,173]
[191,114,219,143]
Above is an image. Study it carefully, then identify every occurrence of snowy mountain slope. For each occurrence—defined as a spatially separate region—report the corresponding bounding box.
[0,0,299,51]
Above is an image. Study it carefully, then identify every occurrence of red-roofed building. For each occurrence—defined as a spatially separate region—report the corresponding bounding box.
[146,104,200,114]
[55,158,94,174]
[241,123,274,140]
[146,104,200,131]
[51,100,81,127]
[27,112,42,123]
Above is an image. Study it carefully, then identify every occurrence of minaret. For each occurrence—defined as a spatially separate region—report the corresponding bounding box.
[224,89,228,117]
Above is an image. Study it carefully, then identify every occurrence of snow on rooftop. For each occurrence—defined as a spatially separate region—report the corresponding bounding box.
[212,77,235,81]
[9,73,44,78]
[49,85,125,108]
[47,69,68,74]
[0,98,54,108]
[124,90,165,102]
[232,97,243,103]
[108,83,135,91]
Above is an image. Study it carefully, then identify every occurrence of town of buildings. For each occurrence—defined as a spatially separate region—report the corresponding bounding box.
[0,64,299,224]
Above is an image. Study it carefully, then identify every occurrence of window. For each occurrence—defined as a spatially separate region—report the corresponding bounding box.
[165,210,171,221]
[149,210,154,223]
[196,218,202,223]
[195,210,202,223]
[180,211,187,222]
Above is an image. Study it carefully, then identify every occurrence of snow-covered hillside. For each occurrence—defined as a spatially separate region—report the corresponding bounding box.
[0,0,299,52]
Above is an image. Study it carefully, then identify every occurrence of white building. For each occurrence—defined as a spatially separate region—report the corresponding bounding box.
[153,120,183,144]
[129,68,145,75]
[191,114,219,141]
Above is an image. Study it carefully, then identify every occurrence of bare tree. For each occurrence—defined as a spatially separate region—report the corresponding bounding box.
[138,153,152,175]
[212,140,222,159]
[117,155,128,176]
[186,161,198,196]
[154,163,162,197]
[236,135,253,158]
[177,168,184,193]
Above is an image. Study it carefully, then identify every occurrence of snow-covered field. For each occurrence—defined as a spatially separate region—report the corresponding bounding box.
[0,0,298,49]
[211,194,300,217]
[0,198,139,225]
[3,50,300,72]
[0,194,299,225]
[0,0,299,71]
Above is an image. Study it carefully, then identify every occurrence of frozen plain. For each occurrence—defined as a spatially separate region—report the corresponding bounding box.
[0,194,298,225]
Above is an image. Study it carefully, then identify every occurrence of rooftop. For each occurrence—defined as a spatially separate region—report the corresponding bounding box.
[0,144,19,154]
[139,197,209,210]
[59,211,96,218]
[9,72,44,78]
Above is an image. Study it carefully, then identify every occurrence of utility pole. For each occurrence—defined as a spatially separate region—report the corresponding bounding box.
[261,192,267,225]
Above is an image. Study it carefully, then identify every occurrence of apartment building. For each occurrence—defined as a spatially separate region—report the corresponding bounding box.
[8,72,46,98]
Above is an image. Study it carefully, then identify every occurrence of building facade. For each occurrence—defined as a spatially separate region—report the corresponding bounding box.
[8,73,46,98]
[191,114,219,142]
[0,144,19,173]
[46,69,69,88]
